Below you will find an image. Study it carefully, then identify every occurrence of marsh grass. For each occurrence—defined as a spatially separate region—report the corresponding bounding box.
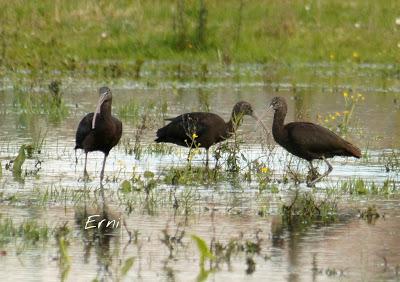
[162,165,227,186]
[55,223,71,282]
[144,143,174,155]
[2,0,399,74]
[0,217,49,246]
[317,91,365,136]
[11,144,26,179]
[281,191,338,225]
[341,178,397,196]
[188,229,267,278]
[378,149,400,173]
[33,185,93,206]
[12,86,69,123]
[359,205,380,224]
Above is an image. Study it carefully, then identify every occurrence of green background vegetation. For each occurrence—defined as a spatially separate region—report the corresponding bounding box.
[0,0,399,73]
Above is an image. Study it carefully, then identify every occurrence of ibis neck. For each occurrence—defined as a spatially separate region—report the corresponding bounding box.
[100,101,112,119]
[272,107,287,138]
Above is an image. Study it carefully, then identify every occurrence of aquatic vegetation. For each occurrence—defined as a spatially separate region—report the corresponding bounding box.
[0,217,49,246]
[11,144,27,179]
[117,100,140,121]
[192,234,215,268]
[161,224,185,259]
[214,138,244,173]
[4,142,43,180]
[249,161,273,191]
[379,149,400,173]
[162,165,226,185]
[192,234,215,281]
[120,257,135,277]
[341,179,397,196]
[121,171,158,195]
[281,191,338,225]
[144,143,174,155]
[12,85,69,123]
[359,205,380,224]
[55,223,71,282]
[30,128,47,155]
[317,91,365,136]
[132,115,148,160]
[32,185,93,206]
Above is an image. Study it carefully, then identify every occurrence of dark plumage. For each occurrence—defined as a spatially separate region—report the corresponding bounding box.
[75,87,122,183]
[269,96,361,186]
[155,101,265,165]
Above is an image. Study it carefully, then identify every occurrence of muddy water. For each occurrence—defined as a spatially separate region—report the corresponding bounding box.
[0,62,399,281]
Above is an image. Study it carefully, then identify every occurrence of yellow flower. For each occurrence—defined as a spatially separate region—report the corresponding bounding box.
[329,53,335,60]
[352,51,359,59]
[335,112,341,116]
[331,116,336,120]
[343,91,348,98]
[343,110,350,115]
[192,133,198,139]
[261,167,269,173]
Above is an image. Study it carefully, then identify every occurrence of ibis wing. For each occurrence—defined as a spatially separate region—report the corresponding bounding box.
[180,113,211,139]
[286,122,343,154]
[75,113,94,149]
[163,113,209,137]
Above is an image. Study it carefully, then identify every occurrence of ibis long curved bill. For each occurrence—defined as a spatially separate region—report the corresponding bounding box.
[92,91,108,129]
[251,113,268,133]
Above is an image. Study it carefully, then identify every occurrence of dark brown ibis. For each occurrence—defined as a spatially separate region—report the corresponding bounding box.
[155,101,266,166]
[75,87,122,183]
[268,96,361,186]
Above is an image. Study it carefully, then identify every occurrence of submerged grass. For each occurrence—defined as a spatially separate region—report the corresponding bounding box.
[12,84,69,123]
[281,190,338,225]
[0,217,49,246]
[341,178,397,196]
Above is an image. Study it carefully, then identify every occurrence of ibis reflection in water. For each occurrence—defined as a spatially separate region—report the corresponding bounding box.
[75,87,122,184]
[267,96,361,186]
[155,101,267,166]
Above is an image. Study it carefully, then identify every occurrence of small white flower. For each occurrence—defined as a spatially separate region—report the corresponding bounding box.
[396,17,400,26]
[354,22,360,29]
[397,42,400,48]
[305,4,310,11]
[101,32,107,38]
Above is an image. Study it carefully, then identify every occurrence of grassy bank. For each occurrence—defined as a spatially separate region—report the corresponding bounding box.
[0,0,399,75]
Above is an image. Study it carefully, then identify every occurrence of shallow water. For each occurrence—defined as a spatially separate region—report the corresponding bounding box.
[0,62,399,281]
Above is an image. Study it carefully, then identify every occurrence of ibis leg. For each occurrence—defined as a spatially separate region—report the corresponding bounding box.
[307,157,333,187]
[100,154,108,184]
[83,152,89,180]
[206,148,209,168]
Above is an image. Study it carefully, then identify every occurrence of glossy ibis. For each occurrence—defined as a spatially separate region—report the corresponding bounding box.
[268,96,361,186]
[75,87,122,183]
[155,101,266,166]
